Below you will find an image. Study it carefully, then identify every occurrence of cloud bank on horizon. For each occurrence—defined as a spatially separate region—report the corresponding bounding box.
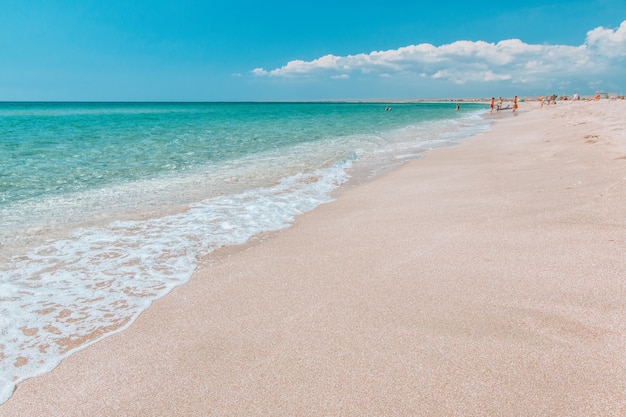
[251,20,626,96]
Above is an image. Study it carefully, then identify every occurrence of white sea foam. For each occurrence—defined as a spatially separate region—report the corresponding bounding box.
[0,161,351,403]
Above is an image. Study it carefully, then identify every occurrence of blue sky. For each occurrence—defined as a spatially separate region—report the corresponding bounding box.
[1,0,625,101]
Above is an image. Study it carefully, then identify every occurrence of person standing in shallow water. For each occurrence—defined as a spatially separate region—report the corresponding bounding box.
[497,97,503,112]
[512,96,518,113]
[490,97,495,113]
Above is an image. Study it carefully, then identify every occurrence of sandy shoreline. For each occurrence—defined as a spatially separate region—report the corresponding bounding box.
[2,100,625,416]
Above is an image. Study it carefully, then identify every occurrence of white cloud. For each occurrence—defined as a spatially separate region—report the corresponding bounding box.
[585,20,626,58]
[253,54,343,77]
[251,20,626,88]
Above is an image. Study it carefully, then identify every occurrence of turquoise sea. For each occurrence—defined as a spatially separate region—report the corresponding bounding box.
[0,101,489,402]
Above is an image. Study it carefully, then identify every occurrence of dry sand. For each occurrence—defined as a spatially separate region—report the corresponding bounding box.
[2,100,625,416]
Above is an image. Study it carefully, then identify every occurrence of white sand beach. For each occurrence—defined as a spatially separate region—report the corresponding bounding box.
[2,99,625,416]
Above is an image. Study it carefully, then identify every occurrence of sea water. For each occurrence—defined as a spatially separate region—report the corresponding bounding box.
[0,101,489,402]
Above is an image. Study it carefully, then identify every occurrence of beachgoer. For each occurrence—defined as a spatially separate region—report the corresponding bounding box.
[455,103,460,110]
[512,96,518,112]
[497,97,503,112]
[490,97,494,113]
[587,92,601,101]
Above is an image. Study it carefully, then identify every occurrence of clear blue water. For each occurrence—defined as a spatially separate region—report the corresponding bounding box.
[0,101,489,402]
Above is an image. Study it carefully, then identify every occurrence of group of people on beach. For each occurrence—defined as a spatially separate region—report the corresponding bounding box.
[583,91,619,101]
[489,96,518,113]
[537,91,622,105]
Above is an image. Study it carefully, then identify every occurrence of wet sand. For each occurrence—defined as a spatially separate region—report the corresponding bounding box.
[2,99,625,416]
